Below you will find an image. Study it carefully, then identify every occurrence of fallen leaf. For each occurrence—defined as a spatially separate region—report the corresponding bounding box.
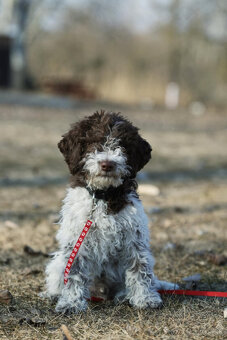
[23,245,49,257]
[0,257,11,265]
[0,290,13,305]
[208,254,227,266]
[22,267,41,276]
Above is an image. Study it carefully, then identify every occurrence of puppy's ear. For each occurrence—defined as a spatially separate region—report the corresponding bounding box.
[112,118,152,177]
[58,126,83,175]
[134,136,152,173]
[58,111,106,175]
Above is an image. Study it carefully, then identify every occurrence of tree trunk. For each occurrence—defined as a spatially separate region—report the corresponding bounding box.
[10,0,30,89]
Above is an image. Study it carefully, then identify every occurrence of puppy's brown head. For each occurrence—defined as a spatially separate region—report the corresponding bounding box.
[58,111,151,188]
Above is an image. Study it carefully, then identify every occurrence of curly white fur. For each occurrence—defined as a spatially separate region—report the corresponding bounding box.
[45,138,177,314]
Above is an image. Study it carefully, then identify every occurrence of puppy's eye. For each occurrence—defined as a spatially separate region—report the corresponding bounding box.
[96,145,103,152]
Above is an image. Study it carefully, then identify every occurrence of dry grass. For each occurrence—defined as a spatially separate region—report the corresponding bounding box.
[0,102,227,339]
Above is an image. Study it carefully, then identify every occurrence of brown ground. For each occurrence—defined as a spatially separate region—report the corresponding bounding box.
[0,102,227,339]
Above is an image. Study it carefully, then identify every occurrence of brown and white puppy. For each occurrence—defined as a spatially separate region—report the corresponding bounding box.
[45,110,177,314]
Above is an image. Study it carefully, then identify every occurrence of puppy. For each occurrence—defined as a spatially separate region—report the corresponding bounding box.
[45,110,176,313]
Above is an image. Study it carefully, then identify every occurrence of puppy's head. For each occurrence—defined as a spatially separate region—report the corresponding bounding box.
[58,111,151,189]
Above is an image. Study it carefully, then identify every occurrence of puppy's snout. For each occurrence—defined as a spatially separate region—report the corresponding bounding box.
[100,160,115,172]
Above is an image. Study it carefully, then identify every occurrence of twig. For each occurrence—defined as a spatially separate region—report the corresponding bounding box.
[61,324,75,340]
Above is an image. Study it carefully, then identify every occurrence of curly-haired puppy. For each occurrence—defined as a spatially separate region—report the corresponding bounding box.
[45,110,177,313]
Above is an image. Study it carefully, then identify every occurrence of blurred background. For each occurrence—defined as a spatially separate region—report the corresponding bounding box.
[0,0,227,108]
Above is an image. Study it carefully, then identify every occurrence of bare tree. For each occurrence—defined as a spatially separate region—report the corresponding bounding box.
[10,0,31,89]
[10,0,63,89]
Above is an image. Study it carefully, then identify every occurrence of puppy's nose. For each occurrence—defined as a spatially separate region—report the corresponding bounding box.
[100,160,115,172]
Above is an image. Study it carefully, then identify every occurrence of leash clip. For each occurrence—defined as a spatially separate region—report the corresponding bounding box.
[88,193,96,220]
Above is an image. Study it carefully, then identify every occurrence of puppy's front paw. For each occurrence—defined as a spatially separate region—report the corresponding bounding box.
[55,298,88,314]
[129,291,163,309]
[145,294,163,309]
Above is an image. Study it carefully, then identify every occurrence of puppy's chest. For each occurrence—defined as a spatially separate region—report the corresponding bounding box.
[86,200,135,249]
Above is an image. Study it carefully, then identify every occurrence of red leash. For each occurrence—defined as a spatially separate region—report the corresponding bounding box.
[159,289,227,298]
[64,220,227,299]
[64,220,93,285]
[89,290,227,302]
